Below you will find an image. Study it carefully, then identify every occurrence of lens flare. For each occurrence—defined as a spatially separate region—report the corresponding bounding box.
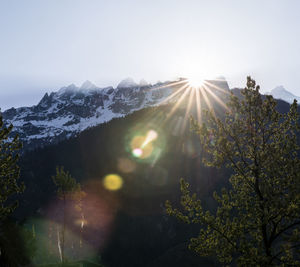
[117,158,136,173]
[103,174,123,191]
[132,148,143,158]
[130,136,144,149]
[142,130,158,147]
[130,133,155,159]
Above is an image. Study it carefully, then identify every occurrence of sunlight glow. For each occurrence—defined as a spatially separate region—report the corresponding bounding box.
[136,77,229,141]
[187,76,205,88]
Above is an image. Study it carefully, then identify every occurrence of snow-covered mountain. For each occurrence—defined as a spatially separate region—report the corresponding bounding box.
[268,86,300,104]
[2,78,230,150]
[2,79,177,149]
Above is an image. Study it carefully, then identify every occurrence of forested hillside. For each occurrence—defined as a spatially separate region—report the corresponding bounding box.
[10,90,297,266]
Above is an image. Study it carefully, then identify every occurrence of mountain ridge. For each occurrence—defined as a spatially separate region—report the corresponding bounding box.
[6,79,299,150]
[1,78,179,150]
[1,78,232,150]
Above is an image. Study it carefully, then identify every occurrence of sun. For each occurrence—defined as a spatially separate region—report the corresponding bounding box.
[149,72,229,134]
[187,75,205,88]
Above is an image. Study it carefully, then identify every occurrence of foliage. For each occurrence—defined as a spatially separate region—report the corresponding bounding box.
[0,113,24,221]
[0,113,29,265]
[166,77,300,266]
[52,166,84,201]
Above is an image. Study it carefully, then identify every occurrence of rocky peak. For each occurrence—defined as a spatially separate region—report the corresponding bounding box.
[58,84,78,95]
[139,79,149,87]
[37,93,52,108]
[269,86,300,104]
[80,80,97,90]
[117,78,138,89]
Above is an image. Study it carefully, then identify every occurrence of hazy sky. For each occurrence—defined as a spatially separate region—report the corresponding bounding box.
[1,0,300,110]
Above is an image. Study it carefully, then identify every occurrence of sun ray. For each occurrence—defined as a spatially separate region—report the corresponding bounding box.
[195,86,202,123]
[152,79,188,90]
[204,80,230,95]
[203,84,230,111]
[200,86,215,117]
[126,77,231,144]
[129,81,190,128]
[181,86,196,134]
[158,83,189,105]
[166,84,190,120]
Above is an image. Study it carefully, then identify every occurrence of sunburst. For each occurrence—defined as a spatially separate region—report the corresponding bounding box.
[136,76,229,136]
[126,75,230,167]
[187,75,205,88]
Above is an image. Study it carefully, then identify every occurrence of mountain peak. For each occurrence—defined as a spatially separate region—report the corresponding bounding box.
[269,86,300,104]
[58,83,78,94]
[139,79,149,87]
[271,85,286,93]
[117,78,138,88]
[80,80,97,90]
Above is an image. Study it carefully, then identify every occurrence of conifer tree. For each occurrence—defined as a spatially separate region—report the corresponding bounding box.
[0,113,24,221]
[0,113,25,263]
[166,77,300,266]
[52,166,85,264]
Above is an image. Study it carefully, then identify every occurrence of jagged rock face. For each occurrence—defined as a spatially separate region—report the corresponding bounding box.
[2,78,231,150]
[2,80,175,150]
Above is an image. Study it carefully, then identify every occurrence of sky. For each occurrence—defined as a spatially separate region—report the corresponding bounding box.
[1,0,300,110]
